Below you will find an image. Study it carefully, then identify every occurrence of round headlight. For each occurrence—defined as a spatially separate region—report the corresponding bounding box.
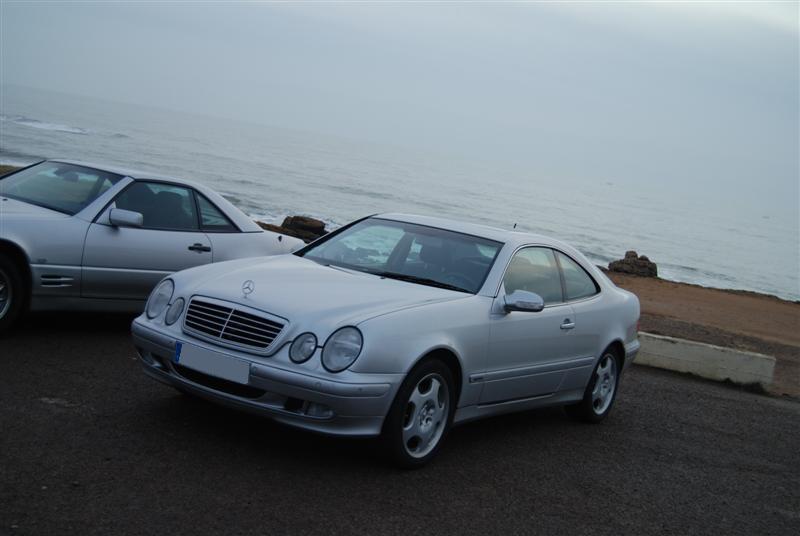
[146,279,174,319]
[290,332,317,363]
[165,297,185,325]
[322,327,362,372]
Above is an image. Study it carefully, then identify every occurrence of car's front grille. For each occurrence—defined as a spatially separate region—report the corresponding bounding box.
[183,298,284,351]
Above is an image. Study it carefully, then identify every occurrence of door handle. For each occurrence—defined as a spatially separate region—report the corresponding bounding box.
[188,243,211,252]
[560,319,575,330]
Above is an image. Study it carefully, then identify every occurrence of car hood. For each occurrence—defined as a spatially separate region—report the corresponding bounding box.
[0,197,70,220]
[173,254,469,335]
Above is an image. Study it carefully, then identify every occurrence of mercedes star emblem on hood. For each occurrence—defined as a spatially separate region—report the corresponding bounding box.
[242,279,255,298]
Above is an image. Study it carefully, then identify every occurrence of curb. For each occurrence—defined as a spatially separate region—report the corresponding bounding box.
[635,332,776,388]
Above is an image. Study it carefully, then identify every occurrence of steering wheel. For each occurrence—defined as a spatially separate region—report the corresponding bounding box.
[442,272,477,291]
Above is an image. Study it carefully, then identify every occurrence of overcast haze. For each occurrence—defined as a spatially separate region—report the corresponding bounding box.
[1,1,798,219]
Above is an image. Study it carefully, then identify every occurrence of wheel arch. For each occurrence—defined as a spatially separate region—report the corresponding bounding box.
[603,339,627,369]
[408,346,464,405]
[0,239,32,293]
[0,238,32,287]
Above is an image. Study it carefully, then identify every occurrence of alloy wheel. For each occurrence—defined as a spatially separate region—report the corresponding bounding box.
[591,354,617,415]
[401,373,449,458]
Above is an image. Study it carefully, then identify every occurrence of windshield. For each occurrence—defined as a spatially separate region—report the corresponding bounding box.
[299,218,503,294]
[0,161,123,215]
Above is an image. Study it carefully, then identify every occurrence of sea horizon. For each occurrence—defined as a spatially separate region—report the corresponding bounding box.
[1,84,798,301]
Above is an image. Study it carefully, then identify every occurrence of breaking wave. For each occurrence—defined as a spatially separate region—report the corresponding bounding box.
[1,114,89,135]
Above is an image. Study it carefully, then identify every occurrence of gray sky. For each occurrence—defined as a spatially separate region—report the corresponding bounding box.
[1,1,798,216]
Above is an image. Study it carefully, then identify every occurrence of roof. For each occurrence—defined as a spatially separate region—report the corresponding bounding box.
[48,159,260,232]
[376,212,567,250]
[50,159,201,185]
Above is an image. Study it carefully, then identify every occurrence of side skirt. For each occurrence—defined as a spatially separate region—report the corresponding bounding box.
[29,296,145,314]
[452,388,585,426]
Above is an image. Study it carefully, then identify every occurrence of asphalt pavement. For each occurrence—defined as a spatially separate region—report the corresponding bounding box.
[1,312,798,536]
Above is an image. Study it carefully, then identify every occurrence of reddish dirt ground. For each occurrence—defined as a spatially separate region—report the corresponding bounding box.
[608,272,800,397]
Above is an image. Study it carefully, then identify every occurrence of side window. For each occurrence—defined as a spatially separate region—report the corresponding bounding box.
[196,193,237,232]
[114,182,198,231]
[503,247,563,304]
[556,251,600,301]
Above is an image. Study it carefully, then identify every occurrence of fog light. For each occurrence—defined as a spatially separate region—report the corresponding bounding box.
[305,402,333,418]
[138,349,156,365]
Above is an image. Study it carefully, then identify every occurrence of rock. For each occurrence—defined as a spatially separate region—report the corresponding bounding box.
[255,216,328,243]
[608,250,658,277]
[257,222,288,235]
[282,216,325,233]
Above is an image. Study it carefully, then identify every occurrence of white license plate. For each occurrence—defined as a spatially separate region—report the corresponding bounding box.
[174,342,250,385]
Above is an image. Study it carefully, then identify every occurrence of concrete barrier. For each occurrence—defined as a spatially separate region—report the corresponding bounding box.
[635,332,776,388]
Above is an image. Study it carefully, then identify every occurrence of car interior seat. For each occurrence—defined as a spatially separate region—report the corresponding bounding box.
[149,191,193,229]
[115,184,157,226]
[419,243,450,276]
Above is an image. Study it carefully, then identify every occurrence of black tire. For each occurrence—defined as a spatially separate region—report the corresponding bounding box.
[0,255,25,334]
[382,359,456,469]
[565,349,622,423]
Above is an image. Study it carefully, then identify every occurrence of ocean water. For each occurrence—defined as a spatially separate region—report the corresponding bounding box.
[1,85,798,301]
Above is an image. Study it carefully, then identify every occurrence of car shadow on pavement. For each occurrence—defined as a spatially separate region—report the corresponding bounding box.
[138,383,578,471]
[8,311,136,336]
[140,388,387,468]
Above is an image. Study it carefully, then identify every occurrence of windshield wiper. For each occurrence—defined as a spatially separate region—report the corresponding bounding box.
[323,263,366,275]
[368,271,470,293]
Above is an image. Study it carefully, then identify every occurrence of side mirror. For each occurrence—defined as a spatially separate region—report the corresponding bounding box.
[109,208,143,228]
[503,290,545,313]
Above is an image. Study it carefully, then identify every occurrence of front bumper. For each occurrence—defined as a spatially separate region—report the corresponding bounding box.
[131,319,401,437]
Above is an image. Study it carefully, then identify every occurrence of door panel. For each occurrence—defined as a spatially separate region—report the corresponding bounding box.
[82,180,213,300]
[479,245,579,404]
[481,302,577,403]
[563,297,606,382]
[81,224,212,299]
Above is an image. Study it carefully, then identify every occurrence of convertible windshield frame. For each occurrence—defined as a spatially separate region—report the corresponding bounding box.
[298,217,505,295]
[0,161,124,216]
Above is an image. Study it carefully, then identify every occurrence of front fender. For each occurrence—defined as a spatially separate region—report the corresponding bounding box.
[0,215,90,299]
[352,295,492,407]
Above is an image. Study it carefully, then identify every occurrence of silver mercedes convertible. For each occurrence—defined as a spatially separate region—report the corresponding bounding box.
[132,214,640,467]
[0,160,303,331]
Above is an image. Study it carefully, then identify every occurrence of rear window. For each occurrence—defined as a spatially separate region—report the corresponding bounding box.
[196,193,237,232]
[556,251,600,301]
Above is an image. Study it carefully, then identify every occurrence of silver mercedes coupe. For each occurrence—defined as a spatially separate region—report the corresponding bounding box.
[0,160,303,331]
[132,214,640,467]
